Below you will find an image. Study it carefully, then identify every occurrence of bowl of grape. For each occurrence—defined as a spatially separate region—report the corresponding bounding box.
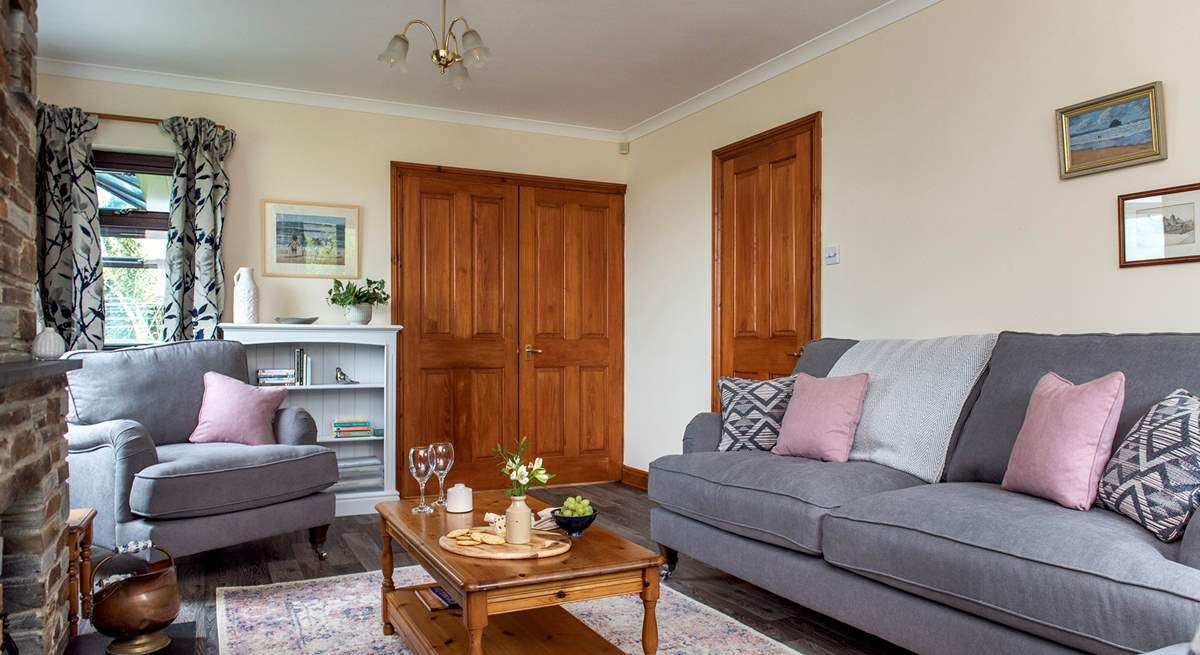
[553,495,598,537]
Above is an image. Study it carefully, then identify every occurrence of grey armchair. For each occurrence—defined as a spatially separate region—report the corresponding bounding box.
[64,340,338,559]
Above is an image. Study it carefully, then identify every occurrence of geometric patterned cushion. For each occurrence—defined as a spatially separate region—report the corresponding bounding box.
[1098,389,1200,542]
[717,376,797,452]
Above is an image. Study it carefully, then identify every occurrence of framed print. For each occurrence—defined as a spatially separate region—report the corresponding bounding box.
[1119,182,1200,268]
[262,200,360,279]
[1056,82,1166,179]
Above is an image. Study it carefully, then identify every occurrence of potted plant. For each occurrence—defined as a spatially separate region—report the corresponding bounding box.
[326,279,390,325]
[494,437,554,545]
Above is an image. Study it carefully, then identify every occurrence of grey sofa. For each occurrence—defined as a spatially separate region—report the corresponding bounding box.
[65,340,339,559]
[650,332,1200,655]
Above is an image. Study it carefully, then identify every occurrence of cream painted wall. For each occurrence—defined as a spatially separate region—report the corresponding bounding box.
[623,0,1200,469]
[36,75,626,325]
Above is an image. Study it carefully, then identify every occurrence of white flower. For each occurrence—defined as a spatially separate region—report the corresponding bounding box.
[533,470,549,484]
[532,457,543,471]
[515,465,530,485]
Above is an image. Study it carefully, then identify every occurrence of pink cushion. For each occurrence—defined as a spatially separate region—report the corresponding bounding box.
[1001,371,1125,510]
[188,372,286,446]
[772,372,870,462]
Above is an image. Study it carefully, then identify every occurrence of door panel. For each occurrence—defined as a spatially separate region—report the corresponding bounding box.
[715,115,820,400]
[519,187,624,484]
[400,174,518,496]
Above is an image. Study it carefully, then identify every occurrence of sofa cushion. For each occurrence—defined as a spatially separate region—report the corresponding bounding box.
[823,482,1200,654]
[130,442,338,519]
[66,340,249,444]
[648,451,924,554]
[189,372,288,445]
[1100,389,1200,542]
[947,332,1200,484]
[827,334,997,483]
[717,376,796,451]
[791,338,859,377]
[1001,371,1125,510]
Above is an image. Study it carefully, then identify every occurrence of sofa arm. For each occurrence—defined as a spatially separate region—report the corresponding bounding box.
[1180,517,1200,570]
[66,420,158,549]
[274,407,318,445]
[682,412,722,453]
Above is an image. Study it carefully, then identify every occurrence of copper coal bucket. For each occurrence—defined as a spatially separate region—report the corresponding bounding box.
[89,544,181,655]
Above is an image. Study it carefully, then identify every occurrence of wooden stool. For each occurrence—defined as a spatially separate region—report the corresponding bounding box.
[66,508,96,638]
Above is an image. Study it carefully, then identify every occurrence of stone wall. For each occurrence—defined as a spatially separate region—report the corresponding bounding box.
[0,0,72,653]
[0,0,38,363]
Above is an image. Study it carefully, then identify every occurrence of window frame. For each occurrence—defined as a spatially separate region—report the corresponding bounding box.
[94,150,174,232]
[95,150,174,348]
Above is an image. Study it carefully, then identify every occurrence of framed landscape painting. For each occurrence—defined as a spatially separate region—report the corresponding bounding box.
[262,200,360,278]
[1056,82,1166,179]
[1119,182,1200,268]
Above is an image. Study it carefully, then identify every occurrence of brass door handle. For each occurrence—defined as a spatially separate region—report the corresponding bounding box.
[786,347,805,357]
[523,344,544,360]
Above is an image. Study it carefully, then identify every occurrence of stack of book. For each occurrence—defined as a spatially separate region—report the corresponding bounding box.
[334,455,384,492]
[332,419,373,438]
[255,348,312,386]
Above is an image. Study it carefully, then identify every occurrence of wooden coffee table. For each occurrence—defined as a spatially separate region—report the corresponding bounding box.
[377,491,663,654]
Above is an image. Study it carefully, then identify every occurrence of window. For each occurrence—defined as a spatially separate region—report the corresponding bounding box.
[95,151,174,347]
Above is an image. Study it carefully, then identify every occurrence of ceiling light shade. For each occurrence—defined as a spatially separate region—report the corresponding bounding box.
[460,29,491,68]
[447,59,470,90]
[377,34,409,71]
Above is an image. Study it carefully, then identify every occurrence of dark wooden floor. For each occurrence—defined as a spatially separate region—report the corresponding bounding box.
[86,483,908,655]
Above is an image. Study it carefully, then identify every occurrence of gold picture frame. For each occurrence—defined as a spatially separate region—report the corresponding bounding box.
[262,199,361,279]
[1056,81,1166,179]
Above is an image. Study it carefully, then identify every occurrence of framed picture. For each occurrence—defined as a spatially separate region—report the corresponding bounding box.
[1056,81,1166,179]
[262,200,360,279]
[1119,182,1200,267]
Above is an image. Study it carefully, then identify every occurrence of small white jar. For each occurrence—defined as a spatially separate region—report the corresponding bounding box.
[446,483,473,513]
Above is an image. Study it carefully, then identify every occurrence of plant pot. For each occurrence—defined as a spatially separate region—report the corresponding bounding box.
[505,495,532,545]
[344,303,373,325]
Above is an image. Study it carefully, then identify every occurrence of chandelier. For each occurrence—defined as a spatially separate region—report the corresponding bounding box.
[377,0,492,90]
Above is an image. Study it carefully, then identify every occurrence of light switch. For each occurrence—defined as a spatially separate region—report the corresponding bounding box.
[823,245,841,265]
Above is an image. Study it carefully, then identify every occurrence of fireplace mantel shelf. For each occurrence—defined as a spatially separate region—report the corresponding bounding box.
[0,357,81,389]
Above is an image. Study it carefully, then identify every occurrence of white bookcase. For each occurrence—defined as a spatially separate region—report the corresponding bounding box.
[219,323,402,516]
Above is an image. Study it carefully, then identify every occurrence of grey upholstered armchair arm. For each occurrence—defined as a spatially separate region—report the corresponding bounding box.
[1178,517,1200,570]
[274,407,318,445]
[66,420,158,550]
[682,412,722,453]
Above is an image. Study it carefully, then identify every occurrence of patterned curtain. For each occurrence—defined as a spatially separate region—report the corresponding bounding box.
[35,103,103,350]
[159,117,236,341]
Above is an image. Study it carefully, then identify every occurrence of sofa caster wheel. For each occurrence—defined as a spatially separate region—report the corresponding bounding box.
[309,524,330,561]
[658,544,678,581]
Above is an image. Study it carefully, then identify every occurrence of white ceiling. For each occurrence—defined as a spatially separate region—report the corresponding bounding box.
[37,0,926,139]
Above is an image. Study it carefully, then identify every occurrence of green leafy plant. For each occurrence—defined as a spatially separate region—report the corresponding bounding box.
[494,436,554,497]
[326,279,390,307]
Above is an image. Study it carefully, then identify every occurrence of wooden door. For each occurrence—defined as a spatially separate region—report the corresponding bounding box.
[398,173,518,497]
[518,187,624,485]
[713,113,820,406]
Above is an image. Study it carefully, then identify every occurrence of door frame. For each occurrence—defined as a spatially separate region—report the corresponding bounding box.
[710,112,822,410]
[389,161,627,495]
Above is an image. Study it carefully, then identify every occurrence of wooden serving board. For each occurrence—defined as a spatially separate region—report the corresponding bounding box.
[437,529,571,560]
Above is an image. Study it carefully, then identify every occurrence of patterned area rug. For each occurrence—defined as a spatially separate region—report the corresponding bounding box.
[216,566,797,654]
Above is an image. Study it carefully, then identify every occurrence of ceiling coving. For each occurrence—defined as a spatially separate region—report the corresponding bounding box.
[378,0,491,90]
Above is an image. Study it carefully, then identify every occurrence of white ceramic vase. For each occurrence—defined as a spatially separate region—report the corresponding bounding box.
[31,327,66,359]
[345,303,373,325]
[505,495,532,545]
[232,267,259,324]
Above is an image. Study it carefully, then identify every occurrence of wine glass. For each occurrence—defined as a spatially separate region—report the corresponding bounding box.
[408,446,435,514]
[430,442,455,507]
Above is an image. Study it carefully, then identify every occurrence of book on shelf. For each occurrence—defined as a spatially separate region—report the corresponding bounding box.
[414,586,459,612]
[337,456,383,469]
[331,476,383,492]
[332,419,371,427]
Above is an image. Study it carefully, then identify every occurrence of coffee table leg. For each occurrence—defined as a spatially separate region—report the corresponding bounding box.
[465,592,488,655]
[380,516,395,635]
[641,567,660,654]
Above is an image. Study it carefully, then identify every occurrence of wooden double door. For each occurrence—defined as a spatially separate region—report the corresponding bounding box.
[712,113,821,406]
[393,164,625,496]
